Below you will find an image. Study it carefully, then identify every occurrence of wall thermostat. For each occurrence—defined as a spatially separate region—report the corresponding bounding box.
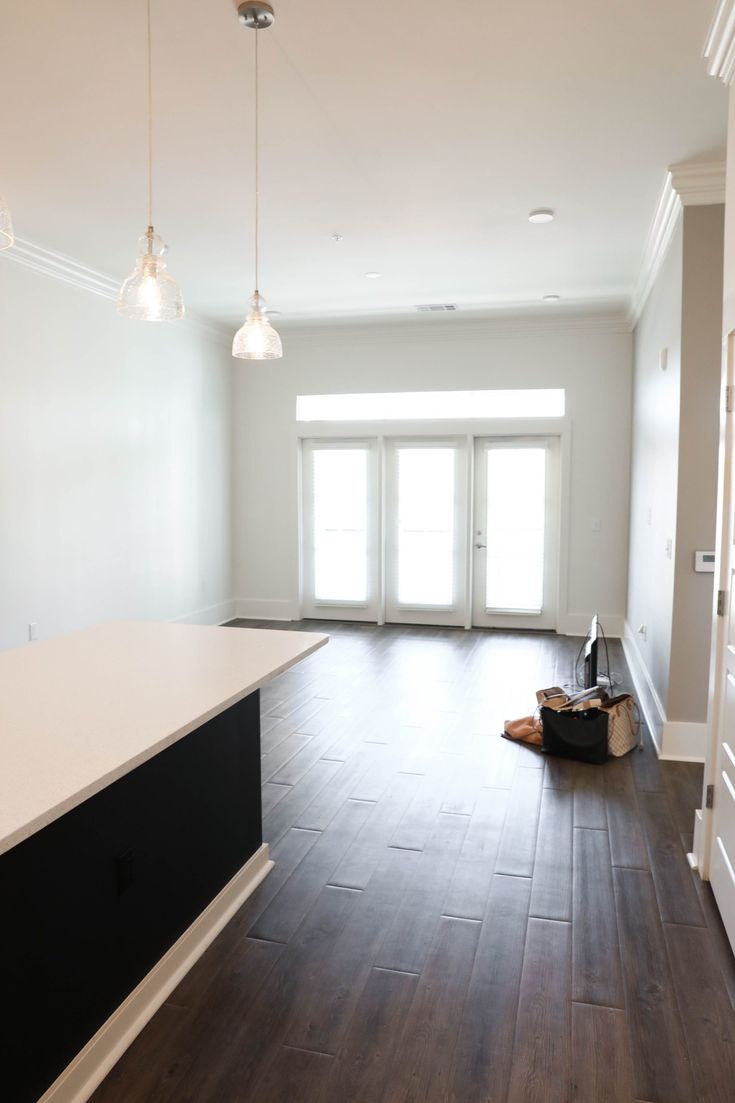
[695,551,716,573]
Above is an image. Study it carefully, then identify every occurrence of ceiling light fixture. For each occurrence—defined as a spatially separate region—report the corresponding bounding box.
[365,271,382,279]
[118,0,184,322]
[232,1,282,361]
[528,209,554,224]
[543,294,561,302]
[0,194,14,251]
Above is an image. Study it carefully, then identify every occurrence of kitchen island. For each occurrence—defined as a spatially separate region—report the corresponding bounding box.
[0,621,327,1103]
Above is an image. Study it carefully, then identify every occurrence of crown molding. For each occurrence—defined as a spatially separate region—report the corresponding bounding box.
[669,160,727,205]
[278,306,632,342]
[2,236,120,300]
[0,236,231,348]
[704,0,735,84]
[629,159,726,326]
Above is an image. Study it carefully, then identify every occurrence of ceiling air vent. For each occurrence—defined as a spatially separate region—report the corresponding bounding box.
[415,303,458,312]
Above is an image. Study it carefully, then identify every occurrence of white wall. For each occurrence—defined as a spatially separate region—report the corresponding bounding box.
[625,205,724,760]
[670,205,724,719]
[0,262,234,651]
[627,221,683,717]
[233,315,633,633]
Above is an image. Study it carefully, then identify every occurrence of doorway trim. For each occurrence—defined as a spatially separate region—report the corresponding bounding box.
[296,416,571,631]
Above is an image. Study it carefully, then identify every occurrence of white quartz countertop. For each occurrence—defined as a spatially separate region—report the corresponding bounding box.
[0,621,328,857]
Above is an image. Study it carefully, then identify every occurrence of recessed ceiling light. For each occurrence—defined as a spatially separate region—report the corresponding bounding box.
[365,271,382,279]
[543,294,561,302]
[528,209,555,224]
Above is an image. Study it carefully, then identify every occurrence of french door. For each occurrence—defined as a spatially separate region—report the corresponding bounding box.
[471,437,559,630]
[301,439,380,621]
[301,435,559,630]
[384,439,468,626]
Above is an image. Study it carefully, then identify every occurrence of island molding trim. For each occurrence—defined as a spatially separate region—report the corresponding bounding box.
[37,844,273,1103]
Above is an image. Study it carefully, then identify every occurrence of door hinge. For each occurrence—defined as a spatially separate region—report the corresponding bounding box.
[727,385,734,414]
[717,589,728,617]
[706,784,715,810]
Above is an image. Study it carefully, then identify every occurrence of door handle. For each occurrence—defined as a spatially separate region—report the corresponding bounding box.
[474,543,487,549]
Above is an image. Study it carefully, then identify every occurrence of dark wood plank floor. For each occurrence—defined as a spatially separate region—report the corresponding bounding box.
[92,621,735,1103]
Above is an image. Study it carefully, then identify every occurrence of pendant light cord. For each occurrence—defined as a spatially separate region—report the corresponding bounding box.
[146,0,154,232]
[254,27,260,293]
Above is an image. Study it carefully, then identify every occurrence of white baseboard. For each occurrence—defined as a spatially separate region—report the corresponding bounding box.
[622,622,666,755]
[235,598,299,621]
[39,844,273,1103]
[659,721,707,762]
[172,599,237,626]
[622,622,706,762]
[558,612,625,638]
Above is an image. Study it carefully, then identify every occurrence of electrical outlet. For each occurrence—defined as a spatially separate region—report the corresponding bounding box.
[28,622,38,643]
[591,518,601,532]
[646,507,652,525]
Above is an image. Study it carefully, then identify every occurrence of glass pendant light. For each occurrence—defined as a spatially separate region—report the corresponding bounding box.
[0,194,14,251]
[232,2,282,360]
[118,0,184,322]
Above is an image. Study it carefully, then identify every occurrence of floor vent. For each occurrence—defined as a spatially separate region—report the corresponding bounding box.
[415,303,458,312]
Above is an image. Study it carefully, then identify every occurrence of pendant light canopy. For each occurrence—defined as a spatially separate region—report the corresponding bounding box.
[0,194,14,251]
[232,1,282,360]
[118,0,184,322]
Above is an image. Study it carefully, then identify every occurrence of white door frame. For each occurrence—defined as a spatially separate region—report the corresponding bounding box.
[471,435,561,631]
[383,436,469,626]
[300,437,381,622]
[297,417,571,630]
[695,331,735,881]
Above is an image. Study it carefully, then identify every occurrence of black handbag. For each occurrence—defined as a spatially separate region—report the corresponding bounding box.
[540,705,608,765]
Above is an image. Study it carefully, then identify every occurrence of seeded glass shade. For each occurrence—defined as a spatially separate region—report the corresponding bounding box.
[118,230,184,322]
[232,291,282,359]
[0,195,14,250]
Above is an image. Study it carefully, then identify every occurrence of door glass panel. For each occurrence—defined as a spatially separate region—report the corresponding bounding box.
[397,447,455,606]
[312,448,368,602]
[485,447,546,613]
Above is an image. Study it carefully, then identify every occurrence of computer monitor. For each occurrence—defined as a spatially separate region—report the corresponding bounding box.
[584,615,599,689]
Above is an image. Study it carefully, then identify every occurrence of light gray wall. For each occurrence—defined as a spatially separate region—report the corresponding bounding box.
[0,262,234,651]
[627,221,683,712]
[669,205,724,721]
[627,205,724,725]
[233,316,633,633]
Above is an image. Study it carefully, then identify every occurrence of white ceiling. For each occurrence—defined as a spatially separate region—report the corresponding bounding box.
[1,0,728,325]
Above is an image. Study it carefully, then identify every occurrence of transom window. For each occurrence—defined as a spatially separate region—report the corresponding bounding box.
[296,389,565,422]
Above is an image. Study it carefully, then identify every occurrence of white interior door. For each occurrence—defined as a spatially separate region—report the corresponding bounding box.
[705,333,735,952]
[472,437,559,630]
[384,439,468,626]
[711,657,735,950]
[301,439,380,621]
